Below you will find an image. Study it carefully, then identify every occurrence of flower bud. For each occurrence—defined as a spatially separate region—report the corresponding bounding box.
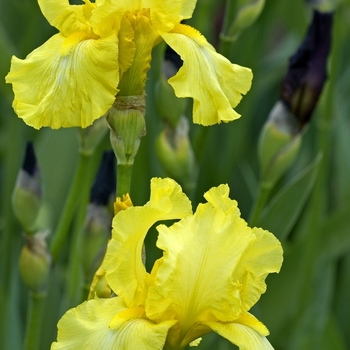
[306,0,337,12]
[258,11,332,188]
[78,117,109,156]
[258,101,302,189]
[156,117,196,194]
[155,47,187,127]
[19,231,51,294]
[107,95,146,165]
[222,0,265,42]
[12,142,41,234]
[281,10,333,130]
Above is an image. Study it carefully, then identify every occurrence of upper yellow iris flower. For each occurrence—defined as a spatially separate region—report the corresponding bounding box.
[6,0,253,129]
[51,178,283,350]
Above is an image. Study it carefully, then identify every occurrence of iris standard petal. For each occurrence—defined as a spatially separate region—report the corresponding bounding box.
[205,313,274,350]
[161,24,253,126]
[51,297,175,350]
[104,178,192,307]
[146,196,254,326]
[38,0,95,36]
[148,0,192,32]
[6,33,119,129]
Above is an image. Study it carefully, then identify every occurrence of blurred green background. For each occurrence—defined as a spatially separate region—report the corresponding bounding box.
[1,0,350,349]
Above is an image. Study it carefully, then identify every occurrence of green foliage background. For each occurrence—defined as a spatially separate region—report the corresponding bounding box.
[1,0,350,349]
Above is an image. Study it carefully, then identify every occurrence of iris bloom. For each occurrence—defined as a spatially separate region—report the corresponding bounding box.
[6,0,253,129]
[52,178,283,349]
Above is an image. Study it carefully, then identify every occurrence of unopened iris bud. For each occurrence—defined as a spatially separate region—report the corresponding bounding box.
[81,152,115,286]
[12,142,41,234]
[19,231,51,295]
[258,101,302,188]
[156,117,196,193]
[281,10,333,130]
[258,10,332,188]
[155,47,187,127]
[107,96,146,165]
[306,0,337,12]
[221,0,265,42]
[79,117,109,156]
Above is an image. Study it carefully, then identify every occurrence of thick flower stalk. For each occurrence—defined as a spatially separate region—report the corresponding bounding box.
[6,0,253,129]
[52,178,283,350]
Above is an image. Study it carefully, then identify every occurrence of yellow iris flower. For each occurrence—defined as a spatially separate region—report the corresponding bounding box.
[6,0,253,129]
[51,178,283,350]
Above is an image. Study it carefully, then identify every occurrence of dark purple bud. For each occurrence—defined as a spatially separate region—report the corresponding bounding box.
[90,151,116,206]
[281,10,333,130]
[22,142,37,176]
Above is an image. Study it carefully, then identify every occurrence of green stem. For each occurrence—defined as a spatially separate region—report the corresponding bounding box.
[23,292,46,350]
[117,163,133,197]
[66,168,92,307]
[249,182,271,227]
[50,153,90,263]
[218,0,236,57]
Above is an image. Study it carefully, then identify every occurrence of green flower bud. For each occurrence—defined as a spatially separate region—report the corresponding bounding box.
[107,95,146,165]
[223,0,265,42]
[19,232,51,295]
[12,142,41,234]
[155,60,187,128]
[156,117,196,194]
[306,0,338,12]
[78,117,109,156]
[258,101,302,189]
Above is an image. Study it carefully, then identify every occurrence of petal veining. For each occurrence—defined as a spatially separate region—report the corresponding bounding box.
[205,314,274,350]
[51,297,174,350]
[6,33,119,129]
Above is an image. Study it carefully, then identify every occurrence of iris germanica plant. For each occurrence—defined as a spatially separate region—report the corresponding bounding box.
[5,0,253,129]
[51,178,283,349]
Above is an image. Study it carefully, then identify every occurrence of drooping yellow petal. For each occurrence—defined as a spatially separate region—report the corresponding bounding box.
[38,0,95,36]
[51,297,175,350]
[146,184,282,346]
[205,313,274,350]
[161,24,253,126]
[6,33,119,129]
[104,178,192,307]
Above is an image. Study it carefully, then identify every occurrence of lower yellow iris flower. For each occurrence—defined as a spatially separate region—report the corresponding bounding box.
[52,178,283,349]
[5,0,253,129]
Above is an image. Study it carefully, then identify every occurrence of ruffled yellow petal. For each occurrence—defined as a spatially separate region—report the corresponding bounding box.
[161,24,253,126]
[205,313,274,350]
[146,184,282,346]
[146,198,251,325]
[104,178,192,307]
[51,297,175,350]
[38,0,95,36]
[234,227,283,313]
[6,33,119,129]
